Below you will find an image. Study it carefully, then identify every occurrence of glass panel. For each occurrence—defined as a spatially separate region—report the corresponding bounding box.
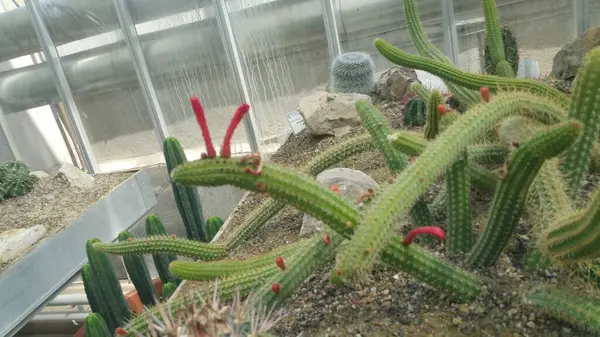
[126,0,250,158]
[229,0,330,148]
[591,0,600,27]
[38,0,157,172]
[335,0,445,73]
[455,0,574,76]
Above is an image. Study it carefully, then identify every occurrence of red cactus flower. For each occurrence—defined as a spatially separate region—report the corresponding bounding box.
[190,96,216,158]
[480,86,490,102]
[221,104,250,158]
[322,232,331,245]
[271,283,280,294]
[116,328,127,335]
[403,226,445,245]
[436,104,446,116]
[275,256,285,270]
[337,269,343,276]
[330,184,340,192]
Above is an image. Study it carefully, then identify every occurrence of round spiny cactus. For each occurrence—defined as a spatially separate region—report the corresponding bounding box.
[329,52,375,95]
[0,161,37,201]
[403,96,427,127]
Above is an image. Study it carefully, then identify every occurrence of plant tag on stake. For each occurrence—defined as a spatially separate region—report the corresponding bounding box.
[287,109,306,135]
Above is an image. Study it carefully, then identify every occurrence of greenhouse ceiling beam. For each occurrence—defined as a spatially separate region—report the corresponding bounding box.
[214,0,261,154]
[440,0,459,66]
[112,0,170,146]
[321,0,342,61]
[24,0,99,174]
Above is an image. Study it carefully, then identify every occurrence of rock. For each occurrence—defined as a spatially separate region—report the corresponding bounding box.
[300,168,377,236]
[56,162,95,190]
[0,225,47,263]
[298,91,371,137]
[30,171,50,179]
[374,67,420,102]
[551,27,600,81]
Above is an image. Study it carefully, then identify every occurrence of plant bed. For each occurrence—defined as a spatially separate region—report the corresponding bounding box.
[0,168,156,337]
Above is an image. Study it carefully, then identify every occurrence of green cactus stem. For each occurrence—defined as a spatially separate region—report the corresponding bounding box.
[205,216,224,242]
[559,46,600,201]
[85,239,131,328]
[525,286,600,334]
[163,136,207,242]
[445,150,473,253]
[410,82,431,102]
[93,236,228,261]
[374,38,569,109]
[355,100,432,227]
[81,263,117,331]
[481,0,515,77]
[543,186,600,262]
[118,231,158,307]
[484,24,519,76]
[467,121,582,267]
[403,97,427,127]
[168,238,308,281]
[333,91,571,280]
[84,313,112,337]
[224,133,376,250]
[144,214,179,285]
[424,90,443,140]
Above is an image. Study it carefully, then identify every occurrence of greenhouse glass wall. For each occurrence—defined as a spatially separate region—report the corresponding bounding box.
[1,0,600,336]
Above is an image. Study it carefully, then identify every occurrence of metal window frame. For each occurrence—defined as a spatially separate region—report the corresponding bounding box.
[574,0,591,37]
[440,0,460,66]
[322,0,342,61]
[214,0,261,154]
[113,0,170,147]
[0,105,21,161]
[25,0,99,174]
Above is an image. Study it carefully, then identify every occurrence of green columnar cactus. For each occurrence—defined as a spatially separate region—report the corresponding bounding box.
[81,264,117,331]
[329,52,375,95]
[85,239,131,329]
[467,121,582,267]
[559,47,600,200]
[403,97,427,127]
[334,92,568,280]
[355,100,433,227]
[205,216,224,242]
[424,90,443,140]
[525,286,600,334]
[163,136,207,242]
[410,82,431,102]
[84,313,112,337]
[144,214,179,285]
[481,0,515,77]
[484,24,519,76]
[118,231,158,307]
[446,150,473,253]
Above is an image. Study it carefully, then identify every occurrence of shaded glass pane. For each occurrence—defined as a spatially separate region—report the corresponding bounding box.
[455,0,574,76]
[592,0,600,27]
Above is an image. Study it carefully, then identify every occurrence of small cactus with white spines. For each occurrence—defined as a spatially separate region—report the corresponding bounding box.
[329,52,375,95]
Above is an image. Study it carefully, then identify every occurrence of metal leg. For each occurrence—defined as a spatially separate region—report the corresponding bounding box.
[25,0,99,174]
[321,0,342,61]
[214,0,261,154]
[440,0,460,66]
[113,0,170,147]
[0,106,21,161]
[573,0,590,38]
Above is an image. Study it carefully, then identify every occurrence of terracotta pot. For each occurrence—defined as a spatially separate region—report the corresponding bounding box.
[74,278,164,336]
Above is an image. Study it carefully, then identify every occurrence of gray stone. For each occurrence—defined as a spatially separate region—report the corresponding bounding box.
[298,91,371,137]
[374,67,420,102]
[56,162,95,190]
[551,26,600,81]
[300,168,377,236]
[30,171,50,179]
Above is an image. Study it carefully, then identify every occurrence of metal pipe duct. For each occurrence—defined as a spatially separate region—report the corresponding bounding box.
[0,0,425,114]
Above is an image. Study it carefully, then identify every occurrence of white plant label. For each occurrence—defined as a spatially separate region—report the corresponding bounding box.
[287,109,306,135]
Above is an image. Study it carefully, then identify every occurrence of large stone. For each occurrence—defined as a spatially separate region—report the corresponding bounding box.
[56,162,95,190]
[298,91,371,137]
[0,225,47,264]
[300,168,377,236]
[374,67,420,102]
[551,27,600,81]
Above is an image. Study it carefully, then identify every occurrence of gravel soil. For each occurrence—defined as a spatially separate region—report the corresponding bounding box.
[0,170,133,272]
[180,92,596,336]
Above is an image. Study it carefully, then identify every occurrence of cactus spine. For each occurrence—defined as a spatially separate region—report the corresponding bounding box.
[144,214,179,285]
[329,52,375,95]
[84,313,112,337]
[118,231,158,307]
[163,136,207,242]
